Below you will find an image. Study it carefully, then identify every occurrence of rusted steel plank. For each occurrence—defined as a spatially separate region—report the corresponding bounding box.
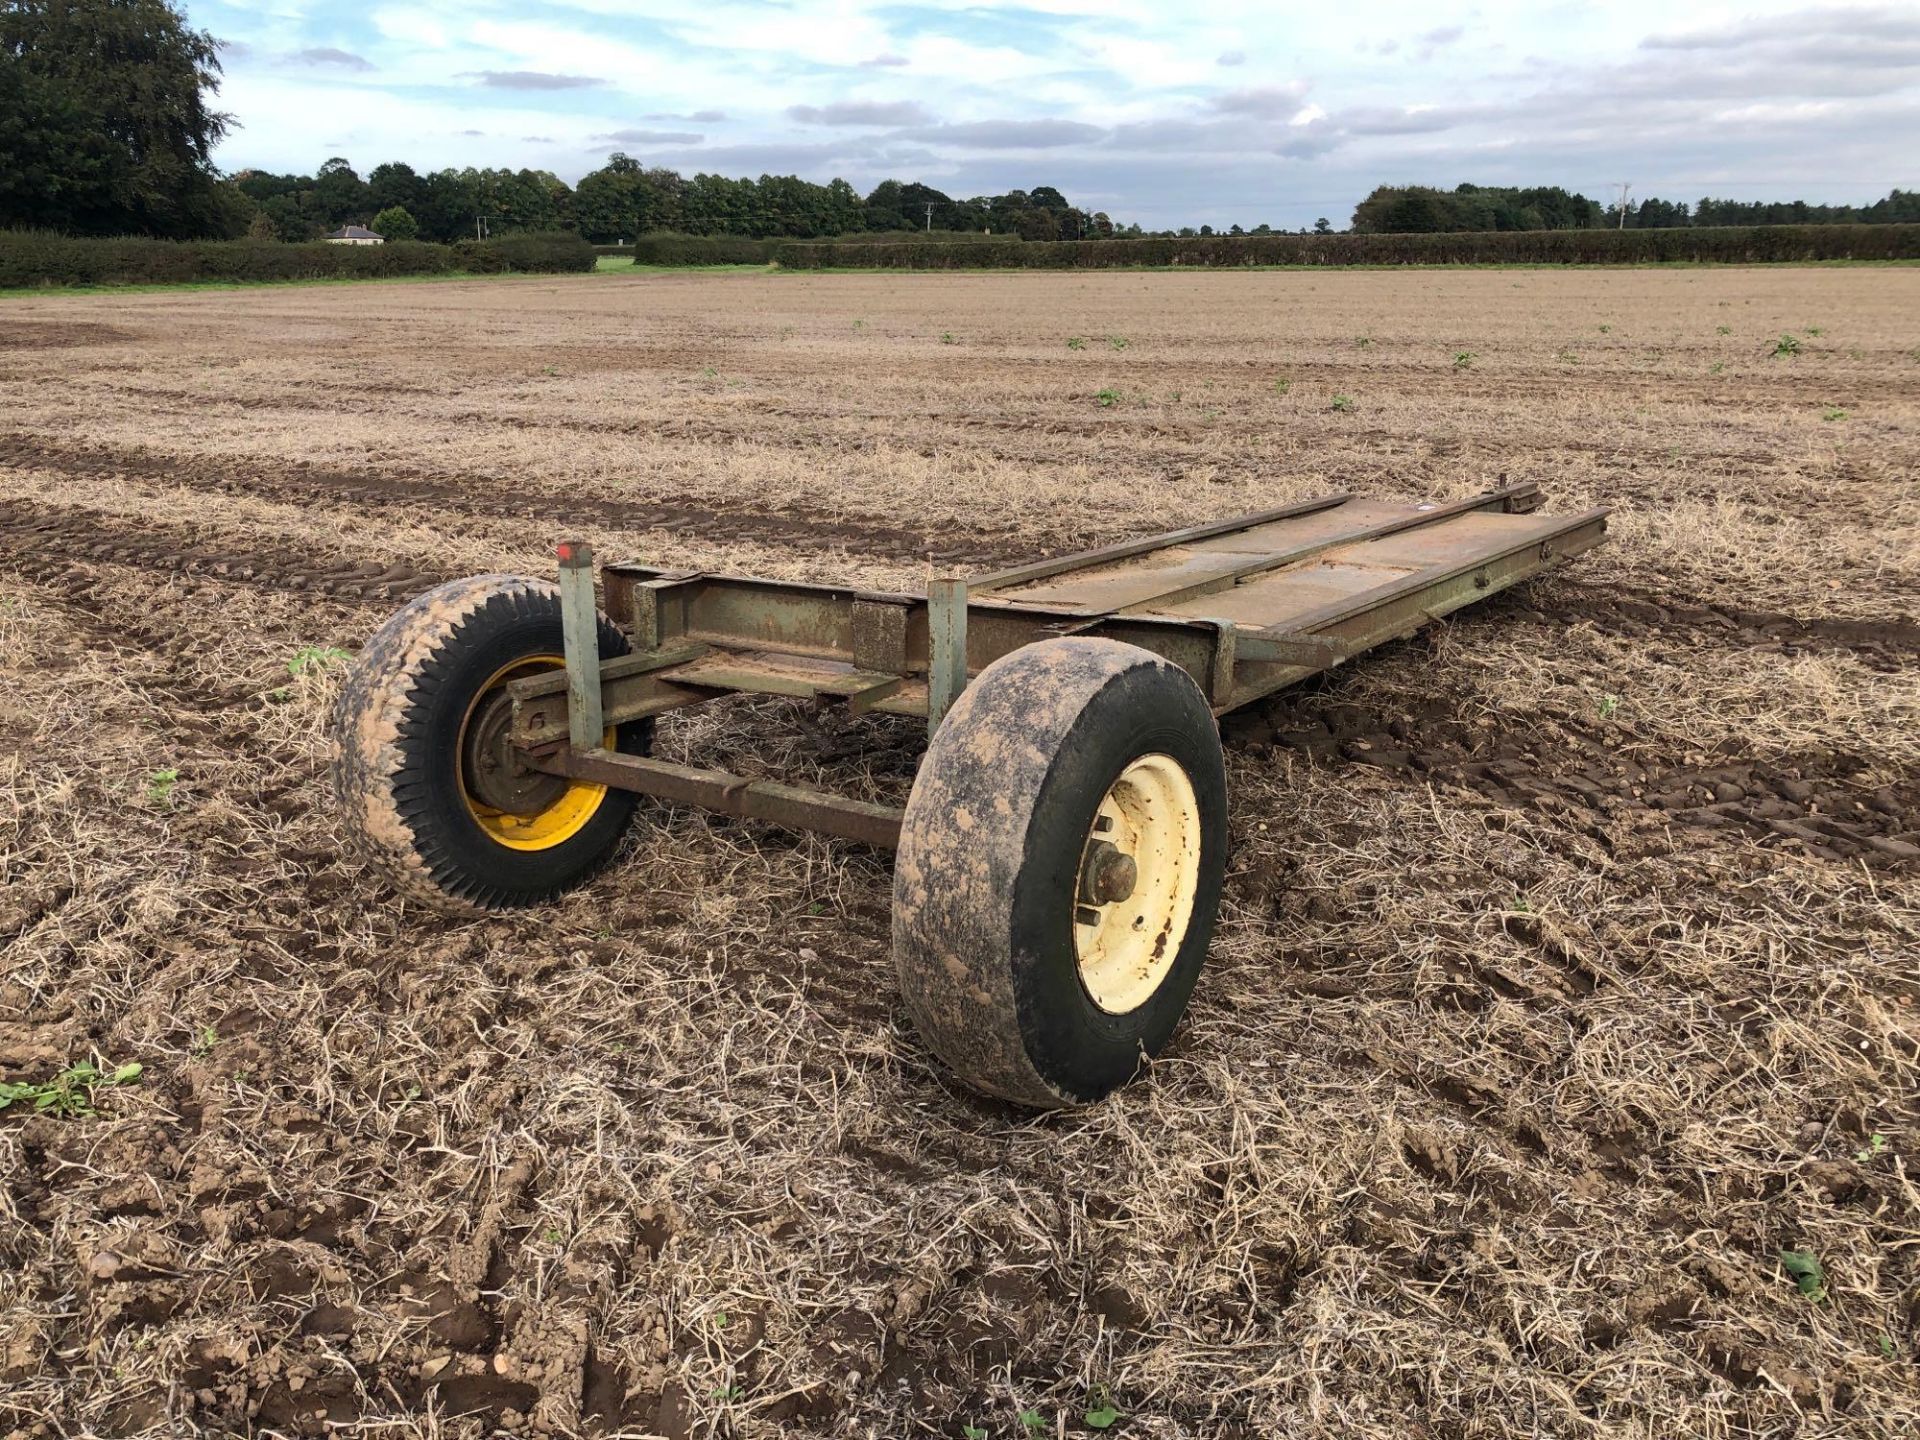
[1221,508,1611,710]
[1114,483,1543,617]
[510,646,717,749]
[678,581,858,659]
[541,749,904,848]
[814,668,913,697]
[650,651,905,700]
[511,681,708,749]
[1234,633,1347,668]
[865,678,929,717]
[852,598,909,673]
[964,493,1353,594]
[506,643,710,702]
[575,569,1229,708]
[556,540,604,751]
[1206,622,1237,706]
[926,576,969,732]
[1153,506,1597,630]
[1266,507,1611,635]
[846,675,908,713]
[978,491,1533,614]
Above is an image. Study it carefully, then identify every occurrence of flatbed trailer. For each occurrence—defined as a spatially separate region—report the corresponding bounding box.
[330,483,1608,1107]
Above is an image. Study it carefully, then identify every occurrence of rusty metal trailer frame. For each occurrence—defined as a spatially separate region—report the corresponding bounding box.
[508,483,1609,848]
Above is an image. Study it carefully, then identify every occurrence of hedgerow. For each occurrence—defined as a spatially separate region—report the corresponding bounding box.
[776,225,1920,270]
[450,232,596,274]
[607,234,779,265]
[0,230,594,288]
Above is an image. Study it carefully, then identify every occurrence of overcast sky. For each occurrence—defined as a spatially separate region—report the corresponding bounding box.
[200,1,1919,229]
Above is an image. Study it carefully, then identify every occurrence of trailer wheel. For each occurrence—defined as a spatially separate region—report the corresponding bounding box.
[329,574,649,912]
[893,638,1227,1108]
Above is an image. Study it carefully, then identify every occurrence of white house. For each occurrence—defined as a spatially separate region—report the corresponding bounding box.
[324,225,384,246]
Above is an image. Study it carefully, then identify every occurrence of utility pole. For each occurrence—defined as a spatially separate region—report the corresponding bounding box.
[924,201,936,233]
[1613,182,1631,229]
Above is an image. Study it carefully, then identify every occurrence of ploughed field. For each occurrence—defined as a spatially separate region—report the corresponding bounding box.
[1,266,1917,1439]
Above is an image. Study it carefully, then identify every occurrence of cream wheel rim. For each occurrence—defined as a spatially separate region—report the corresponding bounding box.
[1072,753,1202,1014]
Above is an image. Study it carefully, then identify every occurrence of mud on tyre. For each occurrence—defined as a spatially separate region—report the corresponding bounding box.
[329,573,649,912]
[892,637,1229,1108]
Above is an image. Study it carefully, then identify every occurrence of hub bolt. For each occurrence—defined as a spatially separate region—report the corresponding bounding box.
[1080,840,1138,906]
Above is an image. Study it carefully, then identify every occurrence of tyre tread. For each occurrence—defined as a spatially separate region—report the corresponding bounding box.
[328,574,636,912]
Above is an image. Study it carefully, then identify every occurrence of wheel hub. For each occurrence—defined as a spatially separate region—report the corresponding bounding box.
[1079,841,1139,905]
[462,687,568,816]
[1071,753,1203,1015]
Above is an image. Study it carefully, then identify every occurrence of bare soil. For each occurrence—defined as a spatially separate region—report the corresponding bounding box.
[1,267,1916,1439]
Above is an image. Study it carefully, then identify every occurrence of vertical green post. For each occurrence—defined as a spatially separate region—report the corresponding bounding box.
[556,539,605,752]
[926,575,968,735]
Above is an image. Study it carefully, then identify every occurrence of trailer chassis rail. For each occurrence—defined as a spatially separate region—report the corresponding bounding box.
[515,482,1607,846]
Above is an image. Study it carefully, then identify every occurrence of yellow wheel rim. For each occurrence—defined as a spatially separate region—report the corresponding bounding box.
[1073,753,1202,1014]
[458,655,612,852]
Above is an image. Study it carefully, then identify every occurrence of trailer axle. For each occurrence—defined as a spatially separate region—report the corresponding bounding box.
[531,746,905,849]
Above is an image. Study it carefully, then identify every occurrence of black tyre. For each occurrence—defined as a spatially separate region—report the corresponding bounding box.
[893,638,1228,1107]
[329,574,649,912]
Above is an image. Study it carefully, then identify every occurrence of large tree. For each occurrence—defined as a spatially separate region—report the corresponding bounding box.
[370,205,418,241]
[575,154,688,242]
[1351,183,1605,234]
[368,161,427,219]
[0,0,234,236]
[311,156,368,226]
[0,47,120,230]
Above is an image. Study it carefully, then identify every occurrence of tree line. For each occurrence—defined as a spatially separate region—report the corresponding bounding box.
[1351,183,1920,233]
[234,157,1123,245]
[1618,192,1920,228]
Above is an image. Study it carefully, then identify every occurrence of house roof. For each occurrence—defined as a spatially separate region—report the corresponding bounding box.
[327,225,383,239]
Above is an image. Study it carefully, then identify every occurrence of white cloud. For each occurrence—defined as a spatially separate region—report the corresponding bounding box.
[1209,83,1312,117]
[466,20,681,89]
[1076,35,1218,88]
[467,71,606,90]
[210,1,1920,229]
[369,8,449,50]
[289,47,373,71]
[893,33,1065,85]
[790,100,935,127]
[597,126,704,143]
[641,1,896,69]
[902,119,1109,149]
